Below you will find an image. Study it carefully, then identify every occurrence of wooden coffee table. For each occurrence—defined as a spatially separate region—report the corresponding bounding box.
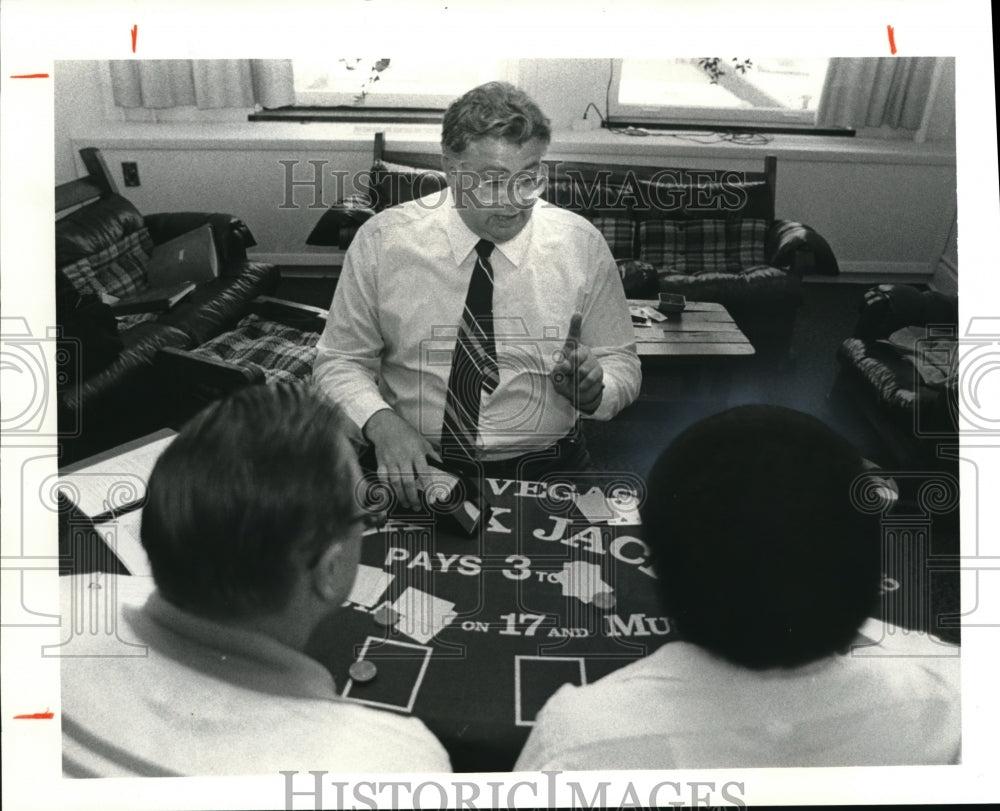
[627,299,755,407]
[629,299,754,360]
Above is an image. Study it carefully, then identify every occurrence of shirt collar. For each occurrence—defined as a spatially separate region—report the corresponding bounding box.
[443,187,535,269]
[140,590,340,700]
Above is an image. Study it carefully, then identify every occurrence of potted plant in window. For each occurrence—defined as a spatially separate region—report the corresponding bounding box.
[339,58,391,105]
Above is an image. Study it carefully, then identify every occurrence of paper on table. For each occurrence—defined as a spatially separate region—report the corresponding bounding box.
[58,435,175,518]
[97,510,153,577]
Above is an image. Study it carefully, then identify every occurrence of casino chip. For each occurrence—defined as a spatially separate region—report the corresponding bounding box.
[592,590,616,610]
[372,605,400,627]
[349,660,378,683]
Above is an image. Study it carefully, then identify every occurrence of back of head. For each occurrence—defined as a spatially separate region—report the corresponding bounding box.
[442,81,551,155]
[141,382,356,621]
[640,405,881,669]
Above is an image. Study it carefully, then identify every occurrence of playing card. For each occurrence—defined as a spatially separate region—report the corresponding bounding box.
[605,489,642,525]
[392,587,457,643]
[573,486,616,523]
[347,564,395,608]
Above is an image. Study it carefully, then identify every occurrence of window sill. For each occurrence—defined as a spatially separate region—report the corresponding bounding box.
[72,120,955,167]
[249,106,445,125]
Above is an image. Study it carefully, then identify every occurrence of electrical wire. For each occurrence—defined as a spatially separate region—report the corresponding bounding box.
[608,127,773,145]
[606,58,614,122]
[582,102,605,124]
[581,60,774,145]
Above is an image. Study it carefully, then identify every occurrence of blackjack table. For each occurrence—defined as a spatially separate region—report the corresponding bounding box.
[305,471,669,772]
[57,432,957,774]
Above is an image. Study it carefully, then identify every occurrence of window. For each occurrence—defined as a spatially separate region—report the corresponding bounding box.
[292,59,518,108]
[609,58,831,129]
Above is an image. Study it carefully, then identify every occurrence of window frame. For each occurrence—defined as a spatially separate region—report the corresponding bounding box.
[606,57,838,134]
[289,58,520,112]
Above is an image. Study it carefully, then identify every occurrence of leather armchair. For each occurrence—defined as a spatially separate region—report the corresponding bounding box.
[56,156,279,463]
[832,284,958,469]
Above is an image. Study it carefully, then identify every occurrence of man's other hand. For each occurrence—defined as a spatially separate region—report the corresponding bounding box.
[551,312,604,415]
[363,409,441,509]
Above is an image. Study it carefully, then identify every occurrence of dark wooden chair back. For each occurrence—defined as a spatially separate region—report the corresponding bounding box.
[55,147,120,214]
[369,132,777,220]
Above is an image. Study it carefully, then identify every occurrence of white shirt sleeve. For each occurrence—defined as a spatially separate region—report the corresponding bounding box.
[312,223,393,433]
[580,235,642,422]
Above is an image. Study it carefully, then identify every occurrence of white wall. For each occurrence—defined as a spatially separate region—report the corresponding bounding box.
[55,60,957,278]
[54,61,109,184]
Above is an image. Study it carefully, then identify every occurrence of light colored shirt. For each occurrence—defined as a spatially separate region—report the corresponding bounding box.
[313,189,641,459]
[60,575,451,776]
[514,617,961,771]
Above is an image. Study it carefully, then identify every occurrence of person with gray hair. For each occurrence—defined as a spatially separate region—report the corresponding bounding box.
[60,382,451,776]
[314,82,641,507]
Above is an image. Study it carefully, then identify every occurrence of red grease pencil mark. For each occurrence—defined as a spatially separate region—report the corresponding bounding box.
[14,709,54,719]
[887,25,897,54]
[10,74,50,79]
[131,25,138,53]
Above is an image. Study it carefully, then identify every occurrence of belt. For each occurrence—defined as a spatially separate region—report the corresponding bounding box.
[467,424,583,462]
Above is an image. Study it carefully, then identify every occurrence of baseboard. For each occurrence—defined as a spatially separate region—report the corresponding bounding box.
[806,261,934,285]
[836,260,935,277]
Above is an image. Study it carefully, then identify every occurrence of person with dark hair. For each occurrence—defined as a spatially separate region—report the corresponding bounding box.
[516,405,960,770]
[314,81,640,506]
[61,382,451,776]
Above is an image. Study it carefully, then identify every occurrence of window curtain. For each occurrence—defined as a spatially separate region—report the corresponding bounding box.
[109,60,294,109]
[816,57,943,133]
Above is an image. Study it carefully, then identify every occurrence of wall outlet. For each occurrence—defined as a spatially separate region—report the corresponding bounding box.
[122,162,140,187]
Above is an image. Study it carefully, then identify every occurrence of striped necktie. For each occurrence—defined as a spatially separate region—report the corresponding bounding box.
[441,239,499,461]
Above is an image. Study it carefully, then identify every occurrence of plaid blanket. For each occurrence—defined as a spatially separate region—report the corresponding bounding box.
[192,313,319,384]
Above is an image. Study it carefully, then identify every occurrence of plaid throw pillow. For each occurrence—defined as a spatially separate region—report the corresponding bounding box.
[726,218,767,270]
[59,228,153,298]
[638,221,695,272]
[639,218,768,273]
[678,221,728,273]
[592,217,635,259]
[192,314,318,381]
[60,258,100,295]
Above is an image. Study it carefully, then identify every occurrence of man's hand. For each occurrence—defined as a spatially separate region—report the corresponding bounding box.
[363,409,441,510]
[551,313,605,415]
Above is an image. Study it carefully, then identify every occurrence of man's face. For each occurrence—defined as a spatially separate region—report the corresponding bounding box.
[443,136,547,244]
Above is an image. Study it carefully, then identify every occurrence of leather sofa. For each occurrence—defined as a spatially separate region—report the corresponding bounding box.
[832,284,958,470]
[56,183,279,463]
[308,133,839,362]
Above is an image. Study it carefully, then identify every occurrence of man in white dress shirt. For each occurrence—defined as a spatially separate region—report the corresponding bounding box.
[516,405,961,770]
[313,82,640,507]
[61,383,451,776]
